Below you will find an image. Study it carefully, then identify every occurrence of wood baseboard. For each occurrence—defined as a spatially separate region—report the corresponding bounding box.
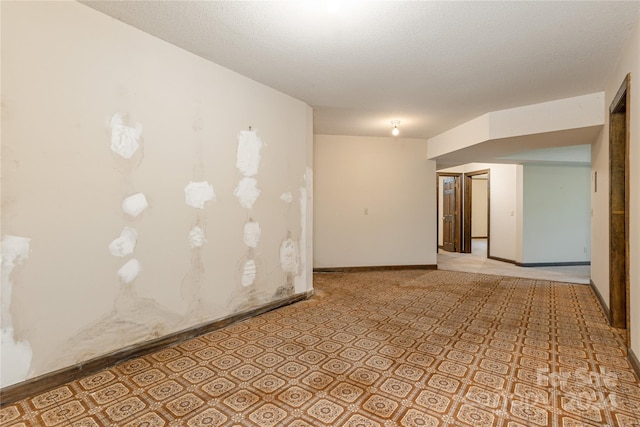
[515,261,591,267]
[628,348,640,381]
[589,279,611,324]
[314,265,437,273]
[487,256,516,264]
[0,290,313,406]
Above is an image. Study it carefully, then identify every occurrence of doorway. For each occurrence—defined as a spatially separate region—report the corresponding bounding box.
[609,74,630,337]
[463,170,490,256]
[437,173,462,252]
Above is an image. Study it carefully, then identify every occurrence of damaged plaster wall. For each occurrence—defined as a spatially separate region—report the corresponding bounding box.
[0,1,312,387]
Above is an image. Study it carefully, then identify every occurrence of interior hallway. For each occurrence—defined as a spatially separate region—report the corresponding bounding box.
[2,269,639,426]
[438,238,591,284]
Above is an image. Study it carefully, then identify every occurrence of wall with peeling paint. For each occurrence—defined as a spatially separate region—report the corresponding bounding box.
[313,135,437,268]
[0,1,313,387]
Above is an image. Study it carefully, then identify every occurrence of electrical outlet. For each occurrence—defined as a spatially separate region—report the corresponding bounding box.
[364,208,369,215]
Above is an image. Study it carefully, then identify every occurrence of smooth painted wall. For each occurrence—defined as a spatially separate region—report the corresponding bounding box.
[314,135,436,268]
[1,2,313,387]
[591,15,640,355]
[521,164,590,264]
[428,93,604,159]
[471,179,488,238]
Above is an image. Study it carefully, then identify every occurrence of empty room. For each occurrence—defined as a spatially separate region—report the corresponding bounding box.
[1,1,640,426]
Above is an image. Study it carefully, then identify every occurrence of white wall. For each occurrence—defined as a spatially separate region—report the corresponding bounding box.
[521,164,591,264]
[314,135,436,268]
[489,93,604,139]
[428,115,491,159]
[471,179,488,237]
[1,2,312,387]
[427,93,604,159]
[592,16,640,355]
[438,163,519,261]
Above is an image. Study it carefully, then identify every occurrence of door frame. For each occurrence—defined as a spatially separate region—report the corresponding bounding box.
[437,173,462,252]
[608,74,630,340]
[463,169,491,255]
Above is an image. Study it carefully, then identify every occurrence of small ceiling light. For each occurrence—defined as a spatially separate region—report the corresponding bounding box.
[390,120,400,136]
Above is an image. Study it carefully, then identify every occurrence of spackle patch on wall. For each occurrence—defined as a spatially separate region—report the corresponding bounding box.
[243,221,261,248]
[280,192,293,204]
[118,259,141,283]
[294,167,312,293]
[110,113,142,159]
[280,238,299,273]
[1,328,33,387]
[234,177,261,209]
[122,193,148,217]
[109,227,138,257]
[1,235,31,325]
[236,130,263,177]
[241,259,257,287]
[1,235,33,387]
[189,226,207,248]
[185,181,215,209]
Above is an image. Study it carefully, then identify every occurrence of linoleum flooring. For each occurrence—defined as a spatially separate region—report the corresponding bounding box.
[2,269,639,426]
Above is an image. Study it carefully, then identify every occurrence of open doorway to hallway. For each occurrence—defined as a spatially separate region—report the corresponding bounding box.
[463,169,490,256]
[437,170,490,256]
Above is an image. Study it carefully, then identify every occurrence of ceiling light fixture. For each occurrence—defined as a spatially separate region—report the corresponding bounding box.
[390,120,400,136]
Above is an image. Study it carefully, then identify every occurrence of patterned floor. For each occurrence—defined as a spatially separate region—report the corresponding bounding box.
[2,270,640,426]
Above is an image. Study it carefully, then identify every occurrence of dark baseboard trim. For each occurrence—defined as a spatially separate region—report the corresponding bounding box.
[628,348,640,381]
[471,236,488,239]
[487,256,517,265]
[0,290,313,406]
[589,279,611,324]
[314,265,437,273]
[515,261,591,267]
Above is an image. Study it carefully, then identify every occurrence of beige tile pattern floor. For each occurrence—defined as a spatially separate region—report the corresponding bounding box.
[2,270,639,426]
[438,239,591,284]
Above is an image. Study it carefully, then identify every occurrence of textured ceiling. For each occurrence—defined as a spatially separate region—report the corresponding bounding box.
[81,1,639,140]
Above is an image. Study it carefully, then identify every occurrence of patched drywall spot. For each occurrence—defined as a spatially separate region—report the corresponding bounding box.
[228,254,269,312]
[122,193,148,217]
[110,113,142,159]
[236,130,263,177]
[294,167,312,293]
[280,238,299,273]
[1,234,33,387]
[241,259,257,287]
[243,220,261,248]
[109,227,138,257]
[1,235,31,326]
[234,177,261,209]
[184,181,215,209]
[189,226,207,248]
[118,259,141,283]
[280,192,293,204]
[1,328,33,387]
[1,235,31,266]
